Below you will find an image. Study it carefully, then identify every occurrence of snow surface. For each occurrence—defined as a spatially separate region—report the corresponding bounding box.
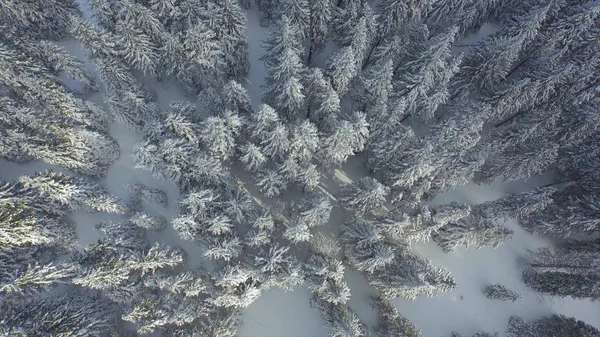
[3,2,598,337]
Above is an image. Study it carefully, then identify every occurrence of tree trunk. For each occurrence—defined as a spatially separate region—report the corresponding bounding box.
[494,111,525,128]
[361,37,382,70]
[307,44,314,66]
[506,58,528,78]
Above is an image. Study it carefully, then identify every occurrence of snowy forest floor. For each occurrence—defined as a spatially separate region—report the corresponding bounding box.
[2,3,598,337]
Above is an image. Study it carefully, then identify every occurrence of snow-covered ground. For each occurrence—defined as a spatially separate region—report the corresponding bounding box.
[3,2,598,337]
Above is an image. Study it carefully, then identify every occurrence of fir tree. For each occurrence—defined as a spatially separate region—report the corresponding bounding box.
[239,142,268,172]
[311,296,368,337]
[326,46,357,95]
[483,284,521,302]
[341,218,395,273]
[307,0,333,64]
[507,315,600,337]
[369,251,456,300]
[290,120,320,163]
[223,80,253,115]
[432,218,514,252]
[256,169,288,198]
[318,112,369,168]
[262,15,306,120]
[371,296,422,337]
[339,177,389,215]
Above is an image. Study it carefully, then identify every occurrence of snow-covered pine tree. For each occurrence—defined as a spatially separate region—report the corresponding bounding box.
[253,244,303,290]
[256,169,288,198]
[377,202,471,246]
[0,0,80,40]
[393,25,460,122]
[260,122,291,160]
[290,120,320,163]
[280,0,310,41]
[223,80,253,116]
[203,0,249,79]
[306,0,332,64]
[261,15,306,121]
[114,20,159,76]
[507,315,600,337]
[471,187,555,225]
[432,218,514,252]
[0,99,118,177]
[369,251,456,300]
[181,22,226,93]
[371,296,422,337]
[256,0,282,25]
[298,195,332,228]
[311,296,368,337]
[356,59,393,119]
[519,184,599,238]
[130,212,168,231]
[0,31,98,92]
[304,68,340,126]
[340,217,395,273]
[522,245,600,301]
[87,0,118,30]
[18,170,127,214]
[326,46,357,95]
[239,142,268,172]
[283,220,312,244]
[199,112,243,161]
[483,284,521,302]
[305,234,351,305]
[453,2,552,94]
[318,112,369,168]
[338,177,389,215]
[69,15,121,60]
[0,290,119,336]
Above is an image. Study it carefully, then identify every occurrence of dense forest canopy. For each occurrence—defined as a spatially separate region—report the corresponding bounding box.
[0,0,599,336]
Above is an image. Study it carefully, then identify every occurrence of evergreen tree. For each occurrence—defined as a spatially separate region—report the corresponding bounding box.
[203,0,250,79]
[507,315,600,337]
[371,296,422,337]
[256,169,288,198]
[432,218,514,252]
[369,252,456,300]
[338,177,389,215]
[18,170,126,214]
[284,220,312,244]
[290,120,320,163]
[522,245,600,301]
[341,218,395,273]
[0,291,119,336]
[483,284,521,302]
[318,112,369,168]
[115,20,159,76]
[199,113,243,161]
[326,46,357,95]
[87,0,118,30]
[223,80,253,115]
[305,68,340,125]
[281,0,310,40]
[307,0,333,64]
[239,142,268,172]
[260,123,291,160]
[299,195,332,228]
[256,0,282,25]
[520,185,599,238]
[311,296,368,337]
[262,16,306,120]
[523,270,599,301]
[393,26,460,122]
[0,0,80,40]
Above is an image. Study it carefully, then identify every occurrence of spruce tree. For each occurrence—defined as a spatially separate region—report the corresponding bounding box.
[262,15,306,120]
